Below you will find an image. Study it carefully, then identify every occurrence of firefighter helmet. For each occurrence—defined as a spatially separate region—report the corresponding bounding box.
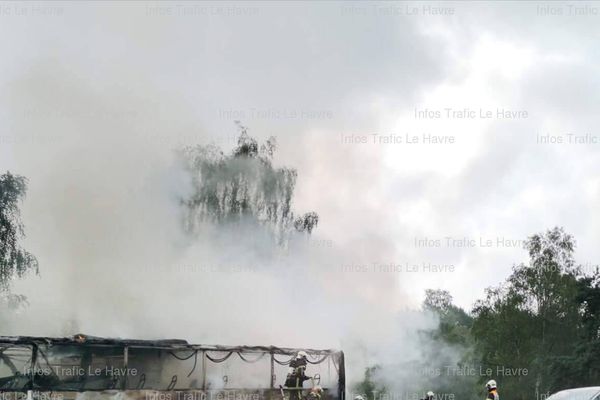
[297,351,308,359]
[486,380,497,390]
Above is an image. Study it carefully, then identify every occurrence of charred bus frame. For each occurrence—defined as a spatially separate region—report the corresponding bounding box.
[0,335,345,400]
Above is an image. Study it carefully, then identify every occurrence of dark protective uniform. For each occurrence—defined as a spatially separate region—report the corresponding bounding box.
[284,357,310,400]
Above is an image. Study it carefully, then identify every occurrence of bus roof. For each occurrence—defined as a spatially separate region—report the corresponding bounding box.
[0,334,341,355]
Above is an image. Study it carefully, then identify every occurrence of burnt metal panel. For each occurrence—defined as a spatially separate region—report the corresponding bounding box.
[0,335,344,398]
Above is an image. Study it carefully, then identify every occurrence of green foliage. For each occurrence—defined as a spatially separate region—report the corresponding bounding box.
[424,289,474,347]
[471,227,584,400]
[547,270,600,389]
[406,228,600,400]
[0,172,37,323]
[424,289,453,314]
[0,172,38,293]
[353,365,387,400]
[179,124,318,244]
[421,290,479,400]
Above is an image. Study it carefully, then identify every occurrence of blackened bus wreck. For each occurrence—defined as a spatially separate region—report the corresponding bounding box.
[0,335,345,400]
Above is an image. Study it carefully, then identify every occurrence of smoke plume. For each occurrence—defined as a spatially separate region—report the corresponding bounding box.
[1,62,466,397]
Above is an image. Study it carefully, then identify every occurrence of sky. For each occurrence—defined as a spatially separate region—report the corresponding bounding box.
[1,1,600,316]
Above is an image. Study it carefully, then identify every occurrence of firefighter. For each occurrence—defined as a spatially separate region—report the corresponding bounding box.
[486,380,499,400]
[285,351,311,400]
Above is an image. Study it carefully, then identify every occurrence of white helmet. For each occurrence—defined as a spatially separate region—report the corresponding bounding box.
[427,392,435,398]
[354,396,365,400]
[486,380,497,390]
[296,351,308,359]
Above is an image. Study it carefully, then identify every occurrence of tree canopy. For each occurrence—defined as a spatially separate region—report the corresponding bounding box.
[179,124,318,244]
[0,172,38,291]
[357,227,600,400]
[0,172,38,314]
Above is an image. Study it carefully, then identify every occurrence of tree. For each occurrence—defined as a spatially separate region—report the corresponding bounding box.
[353,365,387,400]
[424,289,474,346]
[179,123,318,244]
[367,229,600,400]
[424,289,453,315]
[0,172,38,310]
[422,290,478,400]
[472,227,581,400]
[548,269,600,389]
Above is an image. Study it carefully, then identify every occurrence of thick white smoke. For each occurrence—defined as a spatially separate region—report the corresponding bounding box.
[1,62,463,396]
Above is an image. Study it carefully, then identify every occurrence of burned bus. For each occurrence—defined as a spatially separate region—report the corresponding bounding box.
[0,335,345,400]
